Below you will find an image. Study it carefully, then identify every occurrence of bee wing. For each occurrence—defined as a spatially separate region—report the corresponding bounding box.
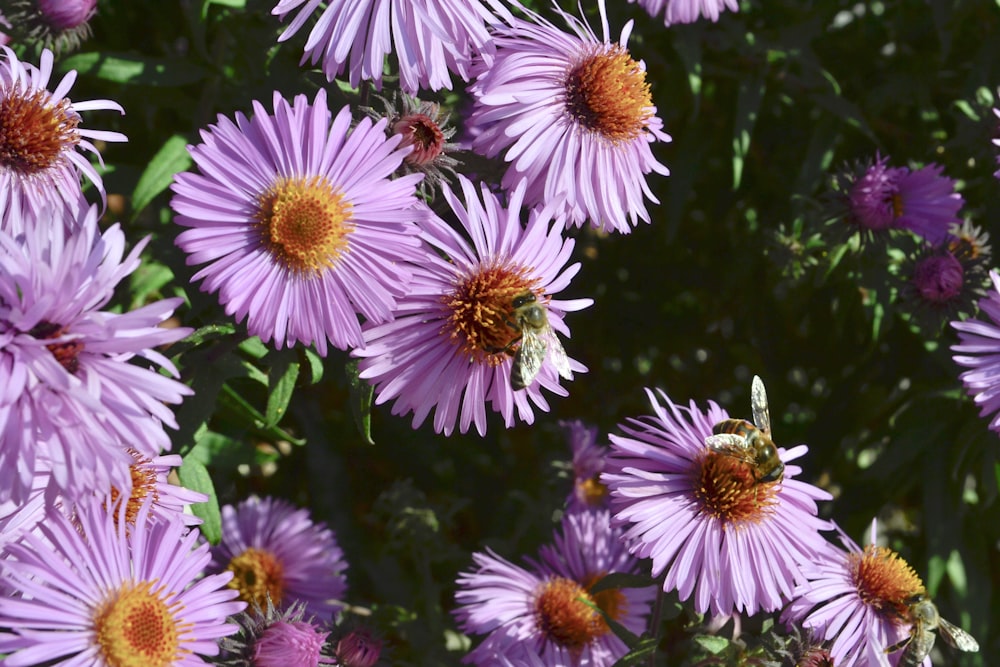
[704,433,755,461]
[541,328,573,381]
[936,618,979,652]
[751,375,771,436]
[511,328,547,390]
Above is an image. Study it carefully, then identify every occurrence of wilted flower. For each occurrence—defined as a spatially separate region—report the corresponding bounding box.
[272,0,509,94]
[601,387,833,616]
[0,206,192,506]
[783,522,930,667]
[364,93,461,195]
[0,46,125,226]
[354,176,591,436]
[208,495,348,621]
[454,509,653,666]
[171,89,425,355]
[831,154,963,245]
[628,0,739,25]
[0,0,97,53]
[465,0,670,233]
[951,269,1000,435]
[0,496,245,666]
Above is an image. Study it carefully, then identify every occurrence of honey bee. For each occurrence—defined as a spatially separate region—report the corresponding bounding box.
[885,593,979,665]
[508,291,573,390]
[703,375,784,483]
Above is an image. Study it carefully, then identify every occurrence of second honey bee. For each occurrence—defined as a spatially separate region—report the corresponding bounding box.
[703,375,784,484]
[507,291,573,390]
[885,593,979,665]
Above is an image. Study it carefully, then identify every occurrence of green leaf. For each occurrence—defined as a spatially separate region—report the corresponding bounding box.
[303,348,325,384]
[346,358,375,445]
[128,260,174,308]
[59,52,210,86]
[177,323,237,348]
[693,635,731,654]
[178,457,221,543]
[131,135,192,220]
[265,353,300,429]
[239,337,270,360]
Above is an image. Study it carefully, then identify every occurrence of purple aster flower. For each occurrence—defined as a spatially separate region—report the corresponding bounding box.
[208,495,348,621]
[353,176,592,436]
[171,89,425,355]
[0,496,245,666]
[1,0,97,54]
[454,509,653,666]
[220,599,337,667]
[272,0,509,95]
[840,154,963,244]
[465,0,670,233]
[951,269,1000,434]
[782,522,934,667]
[601,386,833,616]
[560,419,609,510]
[0,205,193,506]
[628,0,739,25]
[0,46,124,225]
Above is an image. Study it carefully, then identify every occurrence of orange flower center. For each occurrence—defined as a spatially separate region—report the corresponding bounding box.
[848,544,925,620]
[226,547,286,608]
[255,175,354,275]
[565,45,653,143]
[443,262,540,364]
[534,574,625,650]
[692,450,779,525]
[577,477,610,507]
[0,84,80,175]
[94,580,187,667]
[108,450,160,527]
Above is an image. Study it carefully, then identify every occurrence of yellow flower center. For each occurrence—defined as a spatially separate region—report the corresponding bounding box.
[692,450,779,525]
[577,477,610,507]
[848,544,925,620]
[443,262,540,364]
[534,575,623,650]
[0,84,80,175]
[255,175,354,275]
[226,547,286,608]
[94,580,187,667]
[565,45,653,143]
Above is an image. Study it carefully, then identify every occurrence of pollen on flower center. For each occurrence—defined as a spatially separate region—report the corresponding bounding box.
[255,175,354,275]
[848,544,925,619]
[443,263,540,364]
[393,112,445,166]
[565,45,653,143]
[108,451,160,527]
[693,450,779,524]
[94,580,184,667]
[578,477,610,507]
[29,320,83,374]
[227,547,286,608]
[534,576,607,649]
[0,85,79,175]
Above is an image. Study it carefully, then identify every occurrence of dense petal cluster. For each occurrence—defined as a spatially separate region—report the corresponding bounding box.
[354,176,591,436]
[628,0,739,25]
[602,387,833,616]
[171,89,425,355]
[273,0,508,94]
[207,495,349,621]
[0,497,244,666]
[455,509,653,666]
[0,206,192,506]
[466,0,670,233]
[0,46,125,227]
